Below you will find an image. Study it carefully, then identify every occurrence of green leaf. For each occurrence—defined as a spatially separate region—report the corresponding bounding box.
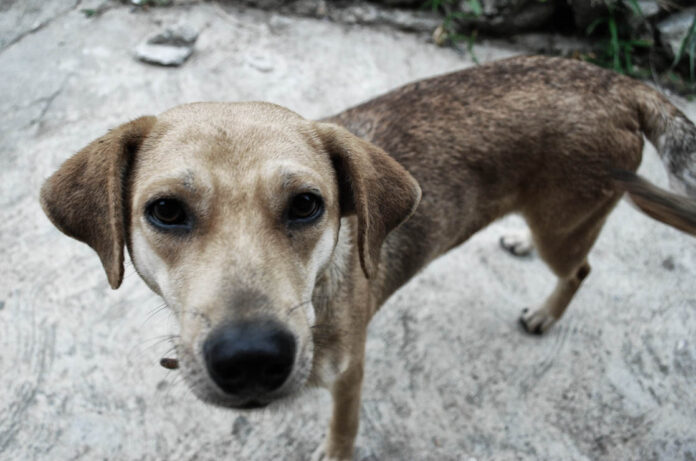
[672,14,696,68]
[626,0,643,17]
[689,36,695,82]
[608,17,621,72]
[469,0,483,17]
[467,31,480,64]
[449,11,478,20]
[626,39,652,47]
[586,17,607,36]
[422,0,441,12]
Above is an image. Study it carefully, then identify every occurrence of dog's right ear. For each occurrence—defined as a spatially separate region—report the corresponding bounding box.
[314,122,422,279]
[40,116,157,289]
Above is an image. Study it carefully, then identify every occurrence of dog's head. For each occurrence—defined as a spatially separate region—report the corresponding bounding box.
[40,102,420,409]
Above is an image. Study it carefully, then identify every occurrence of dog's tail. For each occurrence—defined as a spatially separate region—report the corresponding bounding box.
[611,169,696,236]
[634,84,696,198]
[613,84,696,236]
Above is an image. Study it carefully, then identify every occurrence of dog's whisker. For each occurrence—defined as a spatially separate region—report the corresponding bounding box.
[143,302,170,324]
[288,299,312,316]
[159,343,179,358]
[162,374,183,400]
[126,334,180,364]
[141,333,180,347]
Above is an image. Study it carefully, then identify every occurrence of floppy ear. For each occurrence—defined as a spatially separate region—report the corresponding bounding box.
[315,122,421,279]
[40,116,157,289]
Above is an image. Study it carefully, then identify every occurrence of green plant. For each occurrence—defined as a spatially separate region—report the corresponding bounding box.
[585,0,694,91]
[425,0,483,63]
[671,13,696,83]
[584,1,652,77]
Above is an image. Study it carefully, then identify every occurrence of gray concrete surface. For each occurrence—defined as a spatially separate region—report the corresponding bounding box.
[1,2,695,460]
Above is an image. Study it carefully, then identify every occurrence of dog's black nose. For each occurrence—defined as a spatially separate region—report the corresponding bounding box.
[203,321,296,395]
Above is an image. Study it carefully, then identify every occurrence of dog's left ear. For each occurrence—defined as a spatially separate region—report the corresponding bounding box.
[315,122,422,279]
[40,116,157,289]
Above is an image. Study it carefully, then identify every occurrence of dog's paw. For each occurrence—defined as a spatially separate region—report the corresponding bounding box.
[311,442,352,461]
[310,445,327,461]
[499,230,533,257]
[519,307,555,335]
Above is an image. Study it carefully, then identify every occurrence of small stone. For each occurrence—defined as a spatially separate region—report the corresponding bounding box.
[134,23,199,67]
[433,24,449,46]
[658,8,696,58]
[149,24,199,46]
[136,43,193,66]
[634,0,660,18]
[662,256,675,271]
[383,9,441,32]
[268,14,293,33]
[246,54,274,73]
[447,0,555,34]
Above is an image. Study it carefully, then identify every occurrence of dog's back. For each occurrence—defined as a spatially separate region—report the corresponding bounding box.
[328,56,696,309]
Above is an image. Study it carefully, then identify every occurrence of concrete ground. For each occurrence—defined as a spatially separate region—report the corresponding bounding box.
[1,1,695,460]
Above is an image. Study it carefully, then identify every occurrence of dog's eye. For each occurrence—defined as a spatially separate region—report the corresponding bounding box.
[147,198,189,228]
[288,193,323,222]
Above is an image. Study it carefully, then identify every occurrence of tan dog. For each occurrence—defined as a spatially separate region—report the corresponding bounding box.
[41,56,696,460]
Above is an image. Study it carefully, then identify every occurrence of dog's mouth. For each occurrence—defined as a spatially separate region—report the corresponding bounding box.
[190,379,299,411]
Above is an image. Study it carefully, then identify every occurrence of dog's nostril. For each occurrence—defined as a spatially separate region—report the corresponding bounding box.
[208,359,244,384]
[264,362,292,387]
[203,321,296,395]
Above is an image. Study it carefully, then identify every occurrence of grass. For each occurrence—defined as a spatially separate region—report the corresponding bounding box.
[426,0,695,95]
[583,1,653,78]
[584,0,695,95]
[671,13,696,83]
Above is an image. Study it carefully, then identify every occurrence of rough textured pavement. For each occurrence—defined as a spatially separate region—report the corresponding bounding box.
[1,2,695,460]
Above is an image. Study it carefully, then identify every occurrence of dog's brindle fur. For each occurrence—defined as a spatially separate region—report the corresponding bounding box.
[41,56,696,460]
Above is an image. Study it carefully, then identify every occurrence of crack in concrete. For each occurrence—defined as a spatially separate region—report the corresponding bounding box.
[0,0,82,54]
[33,74,71,133]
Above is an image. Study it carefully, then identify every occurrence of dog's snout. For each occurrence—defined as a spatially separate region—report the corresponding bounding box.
[203,321,296,395]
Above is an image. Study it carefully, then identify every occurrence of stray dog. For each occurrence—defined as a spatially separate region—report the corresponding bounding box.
[41,56,696,460]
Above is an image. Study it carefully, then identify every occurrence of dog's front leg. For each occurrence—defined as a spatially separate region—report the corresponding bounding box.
[313,340,366,461]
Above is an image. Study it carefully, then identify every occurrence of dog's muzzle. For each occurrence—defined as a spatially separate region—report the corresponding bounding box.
[203,320,296,407]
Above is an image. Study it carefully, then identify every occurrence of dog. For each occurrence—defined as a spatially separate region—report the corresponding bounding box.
[40,56,696,460]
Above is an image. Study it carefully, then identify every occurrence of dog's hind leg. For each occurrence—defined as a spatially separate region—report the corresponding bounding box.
[519,196,620,334]
[520,259,591,334]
